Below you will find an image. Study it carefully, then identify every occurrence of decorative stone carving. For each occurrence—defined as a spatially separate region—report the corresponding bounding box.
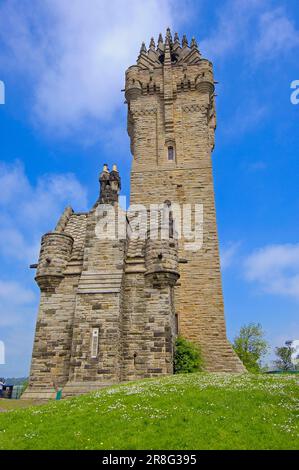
[99,164,121,205]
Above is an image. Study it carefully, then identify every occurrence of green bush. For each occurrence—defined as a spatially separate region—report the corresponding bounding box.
[174,336,204,374]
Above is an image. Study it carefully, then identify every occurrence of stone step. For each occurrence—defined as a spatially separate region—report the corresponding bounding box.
[81,271,122,276]
[79,282,120,288]
[80,277,122,284]
[78,270,122,294]
[78,282,121,287]
[79,279,122,283]
[77,288,120,294]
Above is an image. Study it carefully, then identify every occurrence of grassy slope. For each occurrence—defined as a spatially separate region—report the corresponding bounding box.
[0,399,43,411]
[0,373,298,450]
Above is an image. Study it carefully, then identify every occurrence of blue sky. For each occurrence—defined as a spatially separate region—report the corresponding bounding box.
[0,0,298,377]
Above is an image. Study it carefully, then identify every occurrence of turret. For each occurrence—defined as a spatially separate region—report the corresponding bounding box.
[35,231,74,292]
[145,204,179,288]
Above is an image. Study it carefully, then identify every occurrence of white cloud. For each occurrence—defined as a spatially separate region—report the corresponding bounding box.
[200,0,266,59]
[222,101,268,138]
[201,0,299,63]
[0,162,88,376]
[221,241,241,270]
[244,244,299,300]
[0,280,35,306]
[0,161,30,206]
[0,161,88,263]
[0,280,36,328]
[254,8,299,62]
[0,293,37,375]
[0,0,178,136]
[0,228,39,263]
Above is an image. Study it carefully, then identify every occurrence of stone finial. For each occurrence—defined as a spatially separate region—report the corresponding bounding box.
[140,42,147,53]
[191,37,198,49]
[157,33,164,48]
[110,164,121,194]
[182,34,188,47]
[166,27,172,42]
[164,35,172,65]
[99,164,110,202]
[174,32,180,44]
[149,37,155,50]
[99,163,121,204]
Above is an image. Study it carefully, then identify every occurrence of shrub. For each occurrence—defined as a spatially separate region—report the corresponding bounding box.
[174,336,204,374]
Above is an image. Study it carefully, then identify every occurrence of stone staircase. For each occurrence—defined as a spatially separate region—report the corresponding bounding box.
[77,271,122,294]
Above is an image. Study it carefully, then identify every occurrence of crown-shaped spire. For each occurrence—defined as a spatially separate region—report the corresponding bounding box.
[136,30,201,67]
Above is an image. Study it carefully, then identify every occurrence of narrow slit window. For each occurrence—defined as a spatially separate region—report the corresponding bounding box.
[91,328,99,358]
[168,146,174,161]
[175,314,179,335]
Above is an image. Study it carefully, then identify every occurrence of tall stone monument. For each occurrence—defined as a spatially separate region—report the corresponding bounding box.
[23,30,244,400]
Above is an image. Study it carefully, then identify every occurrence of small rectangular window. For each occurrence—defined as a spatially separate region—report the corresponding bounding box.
[168,146,174,161]
[91,328,99,358]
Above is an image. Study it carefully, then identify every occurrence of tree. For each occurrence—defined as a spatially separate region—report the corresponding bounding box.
[174,336,204,374]
[232,323,269,373]
[274,343,294,371]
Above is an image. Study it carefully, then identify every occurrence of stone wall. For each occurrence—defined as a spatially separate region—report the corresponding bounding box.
[120,231,179,381]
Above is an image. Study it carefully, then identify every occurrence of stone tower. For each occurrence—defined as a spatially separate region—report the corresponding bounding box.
[23,30,244,399]
[125,29,244,372]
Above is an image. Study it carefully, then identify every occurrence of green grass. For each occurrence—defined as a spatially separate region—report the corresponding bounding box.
[0,399,43,411]
[0,373,298,450]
